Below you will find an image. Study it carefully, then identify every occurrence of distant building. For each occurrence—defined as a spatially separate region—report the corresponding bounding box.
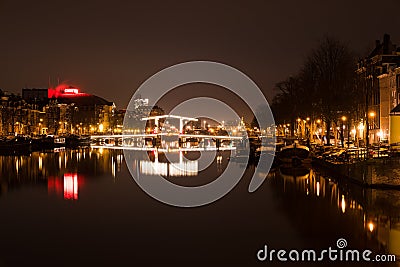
[123,96,164,132]
[0,85,118,135]
[22,88,48,102]
[47,85,115,134]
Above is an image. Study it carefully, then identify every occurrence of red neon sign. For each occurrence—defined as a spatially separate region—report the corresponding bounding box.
[64,88,79,94]
[48,84,89,98]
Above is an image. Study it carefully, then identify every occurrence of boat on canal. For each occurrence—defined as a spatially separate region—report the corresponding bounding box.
[65,134,91,147]
[0,135,32,153]
[277,141,310,165]
[32,135,65,150]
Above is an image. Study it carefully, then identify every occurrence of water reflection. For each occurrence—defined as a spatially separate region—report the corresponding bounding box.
[0,148,399,265]
[271,164,400,261]
[0,148,124,199]
[139,151,198,177]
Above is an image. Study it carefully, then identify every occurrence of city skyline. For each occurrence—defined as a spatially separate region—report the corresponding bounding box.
[1,0,399,111]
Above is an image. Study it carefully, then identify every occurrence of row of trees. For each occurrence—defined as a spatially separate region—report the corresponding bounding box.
[271,37,362,145]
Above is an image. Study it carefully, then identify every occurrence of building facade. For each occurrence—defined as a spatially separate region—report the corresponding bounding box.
[378,66,400,142]
[0,86,117,136]
[357,34,400,144]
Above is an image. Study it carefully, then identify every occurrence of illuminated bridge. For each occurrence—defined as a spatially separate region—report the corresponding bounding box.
[90,133,244,151]
[90,115,248,151]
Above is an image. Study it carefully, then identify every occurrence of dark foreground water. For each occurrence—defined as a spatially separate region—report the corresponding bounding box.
[0,148,399,267]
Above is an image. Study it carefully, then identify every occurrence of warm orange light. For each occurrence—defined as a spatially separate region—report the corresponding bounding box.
[341,195,346,213]
[297,118,301,122]
[369,111,375,118]
[341,116,347,121]
[306,117,310,121]
[316,119,321,124]
[368,222,374,232]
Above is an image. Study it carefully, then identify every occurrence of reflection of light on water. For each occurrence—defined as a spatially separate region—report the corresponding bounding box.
[341,195,346,213]
[59,155,62,169]
[140,161,168,176]
[16,159,19,174]
[169,161,198,176]
[140,161,198,177]
[316,181,320,197]
[64,173,78,200]
[111,156,116,178]
[368,222,375,232]
[39,156,42,171]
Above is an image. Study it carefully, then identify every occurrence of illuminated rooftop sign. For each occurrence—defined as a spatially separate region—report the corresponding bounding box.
[48,84,90,98]
[64,88,79,94]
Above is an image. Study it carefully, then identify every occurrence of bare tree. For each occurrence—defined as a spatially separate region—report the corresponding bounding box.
[272,76,304,137]
[301,36,357,145]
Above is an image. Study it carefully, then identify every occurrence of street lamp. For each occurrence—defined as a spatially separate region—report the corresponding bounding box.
[368,111,376,146]
[297,118,301,138]
[341,116,348,148]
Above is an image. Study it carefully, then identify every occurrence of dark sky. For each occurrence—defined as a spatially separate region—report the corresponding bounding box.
[1,0,399,111]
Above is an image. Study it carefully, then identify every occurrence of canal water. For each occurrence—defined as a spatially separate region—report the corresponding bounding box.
[0,148,399,266]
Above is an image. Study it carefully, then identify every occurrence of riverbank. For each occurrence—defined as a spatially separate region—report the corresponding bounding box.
[312,155,400,190]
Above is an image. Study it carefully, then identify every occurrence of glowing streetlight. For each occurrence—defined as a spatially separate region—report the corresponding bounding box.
[369,111,375,118]
[341,116,347,122]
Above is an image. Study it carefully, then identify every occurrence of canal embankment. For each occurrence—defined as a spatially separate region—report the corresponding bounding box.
[312,156,400,190]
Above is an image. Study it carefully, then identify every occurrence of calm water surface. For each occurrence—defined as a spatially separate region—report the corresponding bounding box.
[0,148,399,266]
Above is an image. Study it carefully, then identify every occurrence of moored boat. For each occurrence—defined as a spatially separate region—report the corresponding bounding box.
[65,134,91,147]
[277,141,310,165]
[0,136,32,152]
[32,135,66,150]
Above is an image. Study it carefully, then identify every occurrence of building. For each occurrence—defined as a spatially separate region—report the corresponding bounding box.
[0,85,117,136]
[123,96,164,133]
[22,88,48,103]
[390,104,400,144]
[47,85,115,135]
[357,34,400,144]
[378,66,400,142]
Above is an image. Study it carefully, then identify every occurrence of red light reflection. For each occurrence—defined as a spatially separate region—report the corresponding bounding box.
[48,176,63,196]
[64,173,78,200]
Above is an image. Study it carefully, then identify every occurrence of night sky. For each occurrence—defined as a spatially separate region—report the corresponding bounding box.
[1,0,399,112]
